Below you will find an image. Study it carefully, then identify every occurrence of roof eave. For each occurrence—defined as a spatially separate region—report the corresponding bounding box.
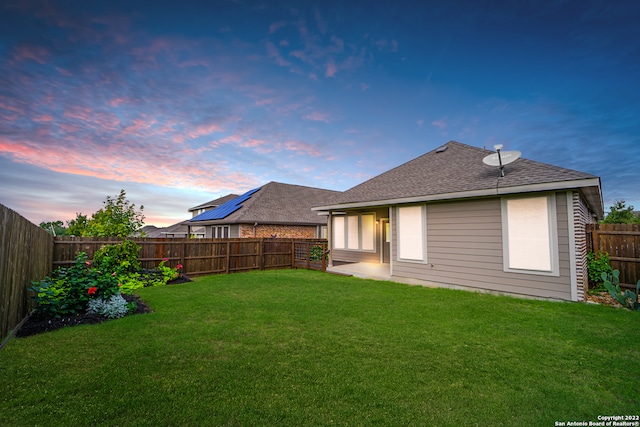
[313,178,603,214]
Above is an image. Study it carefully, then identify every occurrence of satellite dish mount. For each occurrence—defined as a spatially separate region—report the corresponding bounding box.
[482,144,521,177]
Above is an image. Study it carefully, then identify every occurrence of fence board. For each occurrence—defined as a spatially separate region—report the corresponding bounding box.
[587,223,640,289]
[52,237,327,277]
[0,204,53,344]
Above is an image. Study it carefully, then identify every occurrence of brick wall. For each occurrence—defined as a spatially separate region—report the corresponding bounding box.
[239,224,317,239]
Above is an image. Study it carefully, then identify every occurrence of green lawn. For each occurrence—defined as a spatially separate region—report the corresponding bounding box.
[1,269,639,426]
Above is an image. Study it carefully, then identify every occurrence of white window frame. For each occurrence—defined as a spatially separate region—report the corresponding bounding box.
[333,213,376,252]
[501,194,559,276]
[397,205,427,262]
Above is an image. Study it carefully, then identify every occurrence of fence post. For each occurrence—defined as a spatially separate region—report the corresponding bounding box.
[181,241,187,275]
[225,241,230,274]
[259,238,264,270]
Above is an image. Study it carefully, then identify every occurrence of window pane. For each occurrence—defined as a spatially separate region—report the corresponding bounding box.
[506,197,551,271]
[361,215,375,250]
[347,216,359,249]
[398,206,424,261]
[333,216,345,249]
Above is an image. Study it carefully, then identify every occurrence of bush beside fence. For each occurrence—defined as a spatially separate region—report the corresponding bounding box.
[0,204,53,344]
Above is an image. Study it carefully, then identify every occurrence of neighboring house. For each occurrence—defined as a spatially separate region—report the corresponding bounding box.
[312,141,604,302]
[188,181,340,239]
[139,195,238,238]
[189,194,240,218]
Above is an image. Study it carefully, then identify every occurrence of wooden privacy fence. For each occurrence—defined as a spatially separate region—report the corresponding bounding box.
[53,237,328,276]
[0,204,53,344]
[587,223,640,289]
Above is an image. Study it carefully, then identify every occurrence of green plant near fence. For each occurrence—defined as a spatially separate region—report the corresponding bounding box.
[603,270,640,311]
[586,251,613,293]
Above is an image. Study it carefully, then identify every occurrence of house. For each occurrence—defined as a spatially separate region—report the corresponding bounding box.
[188,181,341,239]
[139,195,238,238]
[312,141,604,302]
[189,194,240,218]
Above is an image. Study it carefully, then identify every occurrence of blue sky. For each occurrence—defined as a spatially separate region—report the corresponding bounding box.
[1,0,638,226]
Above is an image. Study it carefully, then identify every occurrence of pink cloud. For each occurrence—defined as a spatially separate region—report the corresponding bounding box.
[0,136,255,192]
[266,41,291,67]
[55,67,73,77]
[269,21,287,34]
[12,45,49,64]
[187,122,225,138]
[109,97,127,107]
[325,59,337,77]
[432,119,447,129]
[32,114,54,123]
[255,98,274,106]
[122,118,157,136]
[283,140,321,156]
[304,112,332,123]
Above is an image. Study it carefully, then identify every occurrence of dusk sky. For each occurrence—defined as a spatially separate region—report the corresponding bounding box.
[1,0,638,227]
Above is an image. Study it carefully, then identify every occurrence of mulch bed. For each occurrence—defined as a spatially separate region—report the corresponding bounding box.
[586,291,622,308]
[15,276,192,338]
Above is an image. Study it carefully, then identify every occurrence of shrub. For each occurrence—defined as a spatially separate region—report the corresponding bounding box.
[29,252,120,318]
[586,251,613,292]
[93,240,141,275]
[309,245,326,262]
[86,294,131,319]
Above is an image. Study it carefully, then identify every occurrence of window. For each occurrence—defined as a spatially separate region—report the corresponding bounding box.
[190,226,205,239]
[333,216,345,249]
[347,216,359,249]
[361,214,375,250]
[213,226,229,238]
[398,205,425,261]
[332,213,375,251]
[501,195,559,275]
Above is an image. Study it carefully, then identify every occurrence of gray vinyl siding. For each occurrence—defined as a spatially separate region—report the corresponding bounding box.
[330,207,388,264]
[391,192,573,300]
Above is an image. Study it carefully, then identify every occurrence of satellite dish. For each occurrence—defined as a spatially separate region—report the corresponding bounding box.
[482,151,521,166]
[482,145,521,177]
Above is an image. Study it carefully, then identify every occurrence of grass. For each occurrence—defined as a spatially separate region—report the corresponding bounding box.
[1,269,639,426]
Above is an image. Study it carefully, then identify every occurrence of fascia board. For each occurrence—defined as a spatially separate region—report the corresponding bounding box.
[312,178,602,211]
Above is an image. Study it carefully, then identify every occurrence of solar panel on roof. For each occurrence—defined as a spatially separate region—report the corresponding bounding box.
[191,187,260,221]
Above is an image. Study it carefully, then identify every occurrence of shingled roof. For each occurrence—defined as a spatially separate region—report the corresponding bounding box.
[189,194,239,212]
[190,181,341,225]
[315,141,603,218]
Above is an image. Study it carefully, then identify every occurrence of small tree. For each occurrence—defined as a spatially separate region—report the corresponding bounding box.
[602,200,640,224]
[39,220,67,236]
[66,213,89,236]
[85,190,145,238]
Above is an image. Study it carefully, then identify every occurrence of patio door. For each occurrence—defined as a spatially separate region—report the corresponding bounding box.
[382,219,390,263]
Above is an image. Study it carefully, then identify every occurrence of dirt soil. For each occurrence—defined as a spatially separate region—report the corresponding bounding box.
[15,276,192,338]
